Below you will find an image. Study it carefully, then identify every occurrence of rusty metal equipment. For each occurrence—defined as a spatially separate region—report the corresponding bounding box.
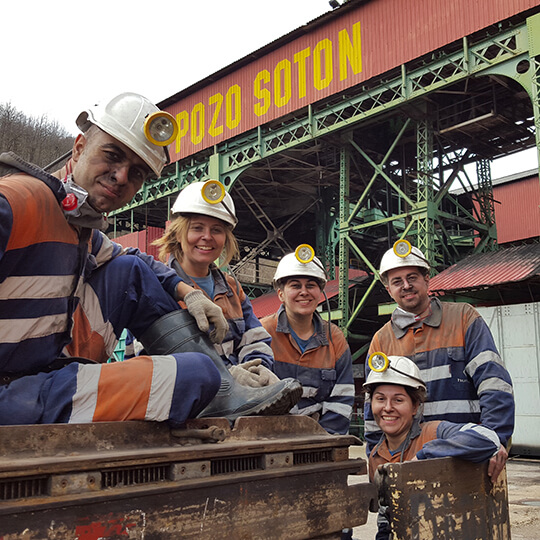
[376,457,511,540]
[0,416,376,539]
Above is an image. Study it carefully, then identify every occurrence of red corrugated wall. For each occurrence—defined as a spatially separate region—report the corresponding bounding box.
[164,0,539,160]
[493,175,540,244]
[113,227,164,261]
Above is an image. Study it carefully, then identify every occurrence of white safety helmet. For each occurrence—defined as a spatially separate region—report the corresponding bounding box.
[363,356,426,393]
[379,245,430,283]
[171,181,237,228]
[76,92,174,178]
[273,253,327,288]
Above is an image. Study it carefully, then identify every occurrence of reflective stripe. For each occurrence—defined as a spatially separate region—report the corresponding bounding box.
[238,341,273,362]
[419,364,451,382]
[478,377,514,396]
[322,401,352,418]
[301,386,318,398]
[364,420,379,433]
[239,326,272,347]
[459,422,501,447]
[146,355,177,421]
[69,364,102,423]
[293,403,322,416]
[94,234,118,267]
[424,399,480,416]
[465,350,504,377]
[215,340,234,358]
[0,313,68,343]
[0,274,75,300]
[330,383,355,398]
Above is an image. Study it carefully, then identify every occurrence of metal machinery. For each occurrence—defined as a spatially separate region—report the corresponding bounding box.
[375,457,511,539]
[0,417,376,538]
[108,2,540,362]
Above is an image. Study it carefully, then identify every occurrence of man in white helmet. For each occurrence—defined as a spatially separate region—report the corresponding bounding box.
[364,244,514,481]
[0,92,297,426]
[261,251,355,435]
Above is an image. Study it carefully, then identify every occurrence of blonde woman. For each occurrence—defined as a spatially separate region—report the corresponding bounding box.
[153,182,296,407]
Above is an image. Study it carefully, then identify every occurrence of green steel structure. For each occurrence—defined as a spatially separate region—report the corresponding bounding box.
[110,13,540,351]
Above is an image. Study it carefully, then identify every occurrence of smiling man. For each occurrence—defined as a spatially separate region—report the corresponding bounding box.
[0,92,298,426]
[364,244,515,482]
[69,127,152,213]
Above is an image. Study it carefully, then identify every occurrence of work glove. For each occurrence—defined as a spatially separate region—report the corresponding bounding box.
[229,363,264,388]
[184,289,228,344]
[246,361,281,386]
[229,359,281,388]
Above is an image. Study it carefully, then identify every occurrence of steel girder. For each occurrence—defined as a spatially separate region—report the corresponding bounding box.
[111,21,531,215]
[109,16,539,334]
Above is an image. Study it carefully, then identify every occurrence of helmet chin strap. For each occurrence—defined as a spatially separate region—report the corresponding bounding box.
[219,199,238,226]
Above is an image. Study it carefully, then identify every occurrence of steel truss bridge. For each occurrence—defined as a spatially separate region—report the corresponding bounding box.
[110,11,540,360]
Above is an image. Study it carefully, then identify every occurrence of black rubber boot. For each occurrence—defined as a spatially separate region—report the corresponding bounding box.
[139,310,302,421]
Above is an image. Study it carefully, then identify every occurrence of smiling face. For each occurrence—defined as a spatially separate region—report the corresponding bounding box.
[179,215,227,277]
[371,384,418,450]
[71,128,153,213]
[277,277,322,320]
[385,266,431,315]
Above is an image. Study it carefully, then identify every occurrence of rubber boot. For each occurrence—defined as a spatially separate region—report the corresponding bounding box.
[139,310,302,421]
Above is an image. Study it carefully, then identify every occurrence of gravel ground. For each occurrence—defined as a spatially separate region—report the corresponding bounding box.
[348,445,540,539]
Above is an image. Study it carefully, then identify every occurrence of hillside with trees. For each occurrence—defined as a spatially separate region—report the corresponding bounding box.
[0,102,74,170]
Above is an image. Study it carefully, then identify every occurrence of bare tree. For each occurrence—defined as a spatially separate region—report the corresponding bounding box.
[0,102,74,169]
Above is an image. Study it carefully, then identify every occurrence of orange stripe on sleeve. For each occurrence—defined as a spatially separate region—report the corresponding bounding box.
[93,357,154,421]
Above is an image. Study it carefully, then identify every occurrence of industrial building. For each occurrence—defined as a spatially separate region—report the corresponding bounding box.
[110,0,540,452]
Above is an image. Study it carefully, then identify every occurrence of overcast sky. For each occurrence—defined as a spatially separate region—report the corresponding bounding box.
[1,1,331,134]
[1,0,536,178]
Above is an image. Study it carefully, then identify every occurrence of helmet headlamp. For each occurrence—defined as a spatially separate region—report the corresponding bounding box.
[393,239,412,258]
[144,111,178,147]
[201,180,226,204]
[295,244,316,264]
[368,351,390,372]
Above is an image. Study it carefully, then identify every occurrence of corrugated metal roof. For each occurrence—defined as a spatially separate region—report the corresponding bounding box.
[429,244,540,293]
[251,268,367,319]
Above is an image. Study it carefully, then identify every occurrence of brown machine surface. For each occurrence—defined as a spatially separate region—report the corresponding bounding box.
[0,416,376,539]
[376,457,511,540]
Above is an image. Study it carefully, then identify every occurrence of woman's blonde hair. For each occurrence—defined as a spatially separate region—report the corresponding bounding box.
[153,214,239,266]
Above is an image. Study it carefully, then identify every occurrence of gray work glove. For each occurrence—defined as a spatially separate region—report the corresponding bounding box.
[229,359,280,388]
[229,363,264,388]
[246,361,281,386]
[183,289,228,344]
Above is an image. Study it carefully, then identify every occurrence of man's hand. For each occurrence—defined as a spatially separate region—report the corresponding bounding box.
[229,359,281,387]
[183,289,228,343]
[488,445,508,482]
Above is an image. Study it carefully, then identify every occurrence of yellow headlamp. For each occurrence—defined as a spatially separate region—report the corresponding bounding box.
[201,180,226,205]
[144,111,178,147]
[295,244,316,264]
[368,351,390,372]
[393,239,412,258]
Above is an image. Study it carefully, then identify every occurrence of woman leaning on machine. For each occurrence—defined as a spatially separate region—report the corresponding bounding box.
[153,180,284,391]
